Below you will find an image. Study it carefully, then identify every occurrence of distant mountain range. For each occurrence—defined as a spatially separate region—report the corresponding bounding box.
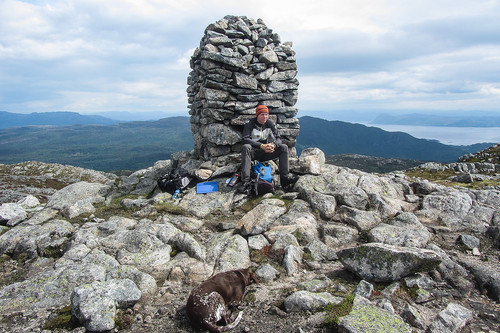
[0,113,495,172]
[296,116,492,162]
[371,113,500,127]
[0,111,119,129]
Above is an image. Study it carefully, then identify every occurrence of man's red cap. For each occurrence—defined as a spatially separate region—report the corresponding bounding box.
[256,105,269,116]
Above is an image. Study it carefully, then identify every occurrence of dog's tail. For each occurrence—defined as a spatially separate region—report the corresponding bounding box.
[203,311,243,332]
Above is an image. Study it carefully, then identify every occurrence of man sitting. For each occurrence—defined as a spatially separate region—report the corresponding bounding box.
[238,105,298,194]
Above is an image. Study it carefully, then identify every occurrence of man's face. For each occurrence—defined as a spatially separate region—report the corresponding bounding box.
[257,112,268,124]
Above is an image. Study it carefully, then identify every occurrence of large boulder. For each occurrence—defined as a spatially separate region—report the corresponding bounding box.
[337,243,442,282]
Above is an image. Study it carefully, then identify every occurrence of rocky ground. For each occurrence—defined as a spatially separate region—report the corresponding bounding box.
[0,146,499,333]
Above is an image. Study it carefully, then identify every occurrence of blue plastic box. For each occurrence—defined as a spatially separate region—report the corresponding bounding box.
[196,181,219,194]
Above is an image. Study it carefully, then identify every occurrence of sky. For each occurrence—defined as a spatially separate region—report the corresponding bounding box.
[1,0,500,121]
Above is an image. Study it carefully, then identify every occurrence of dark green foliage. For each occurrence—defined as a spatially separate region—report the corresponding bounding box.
[0,115,493,172]
[323,294,355,330]
[0,117,193,171]
[43,306,79,330]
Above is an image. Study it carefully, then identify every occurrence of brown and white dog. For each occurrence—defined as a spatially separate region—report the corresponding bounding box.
[186,268,259,332]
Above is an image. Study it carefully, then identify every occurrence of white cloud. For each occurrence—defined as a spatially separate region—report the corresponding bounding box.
[0,0,499,117]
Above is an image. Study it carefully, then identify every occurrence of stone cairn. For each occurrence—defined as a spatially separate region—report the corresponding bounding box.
[187,15,300,163]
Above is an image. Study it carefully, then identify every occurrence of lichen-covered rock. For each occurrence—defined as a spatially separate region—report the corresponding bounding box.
[337,243,442,282]
[71,279,141,332]
[283,244,303,276]
[337,302,412,333]
[368,212,431,248]
[417,189,474,231]
[237,198,287,235]
[284,290,342,312]
[0,203,27,226]
[293,148,325,175]
[426,303,473,333]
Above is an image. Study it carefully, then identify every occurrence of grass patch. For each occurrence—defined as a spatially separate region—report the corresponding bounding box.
[115,309,133,330]
[250,245,284,265]
[153,202,191,216]
[0,253,32,288]
[239,194,291,213]
[89,194,142,220]
[404,168,500,190]
[43,306,79,330]
[323,293,355,330]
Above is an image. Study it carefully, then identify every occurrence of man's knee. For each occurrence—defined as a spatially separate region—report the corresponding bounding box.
[242,144,252,153]
[277,143,288,153]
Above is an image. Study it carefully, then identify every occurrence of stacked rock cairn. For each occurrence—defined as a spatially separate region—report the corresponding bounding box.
[187,15,300,163]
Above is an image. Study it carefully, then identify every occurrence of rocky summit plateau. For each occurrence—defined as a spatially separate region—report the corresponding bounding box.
[0,144,499,333]
[1,14,500,333]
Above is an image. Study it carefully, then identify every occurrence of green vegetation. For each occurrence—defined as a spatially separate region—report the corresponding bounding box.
[0,117,193,172]
[153,202,191,216]
[323,293,355,330]
[0,253,30,287]
[43,306,78,330]
[1,116,493,173]
[405,168,500,189]
[461,144,500,164]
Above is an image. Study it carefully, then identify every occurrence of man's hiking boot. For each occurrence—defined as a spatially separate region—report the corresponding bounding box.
[280,174,299,189]
[235,182,252,195]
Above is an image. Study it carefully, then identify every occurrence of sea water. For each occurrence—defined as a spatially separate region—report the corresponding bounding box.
[363,124,500,146]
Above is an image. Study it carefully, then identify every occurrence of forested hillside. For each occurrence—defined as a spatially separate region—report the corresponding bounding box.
[0,116,493,172]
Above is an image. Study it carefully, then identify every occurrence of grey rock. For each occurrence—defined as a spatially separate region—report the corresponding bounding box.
[0,203,27,226]
[47,181,109,211]
[271,233,299,251]
[426,243,475,296]
[338,302,412,333]
[71,279,141,332]
[457,234,480,250]
[401,303,425,329]
[0,219,74,258]
[325,183,369,210]
[237,198,287,235]
[417,189,473,231]
[304,239,337,261]
[171,232,206,261]
[273,200,319,242]
[297,277,331,292]
[17,195,41,208]
[404,273,435,289]
[294,148,325,175]
[334,205,381,231]
[283,244,303,276]
[283,290,342,312]
[337,243,442,282]
[248,234,270,250]
[427,303,473,333]
[368,212,431,248]
[0,262,107,315]
[255,263,280,281]
[456,256,500,301]
[211,233,251,273]
[354,280,374,299]
[322,223,359,247]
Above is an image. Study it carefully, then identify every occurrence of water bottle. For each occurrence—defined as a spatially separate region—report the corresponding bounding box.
[172,189,181,199]
[228,173,240,187]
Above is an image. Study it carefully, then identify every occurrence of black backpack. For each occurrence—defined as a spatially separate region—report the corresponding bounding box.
[250,162,275,196]
[157,168,193,194]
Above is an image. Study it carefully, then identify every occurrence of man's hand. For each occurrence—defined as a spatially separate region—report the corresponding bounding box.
[261,143,275,153]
